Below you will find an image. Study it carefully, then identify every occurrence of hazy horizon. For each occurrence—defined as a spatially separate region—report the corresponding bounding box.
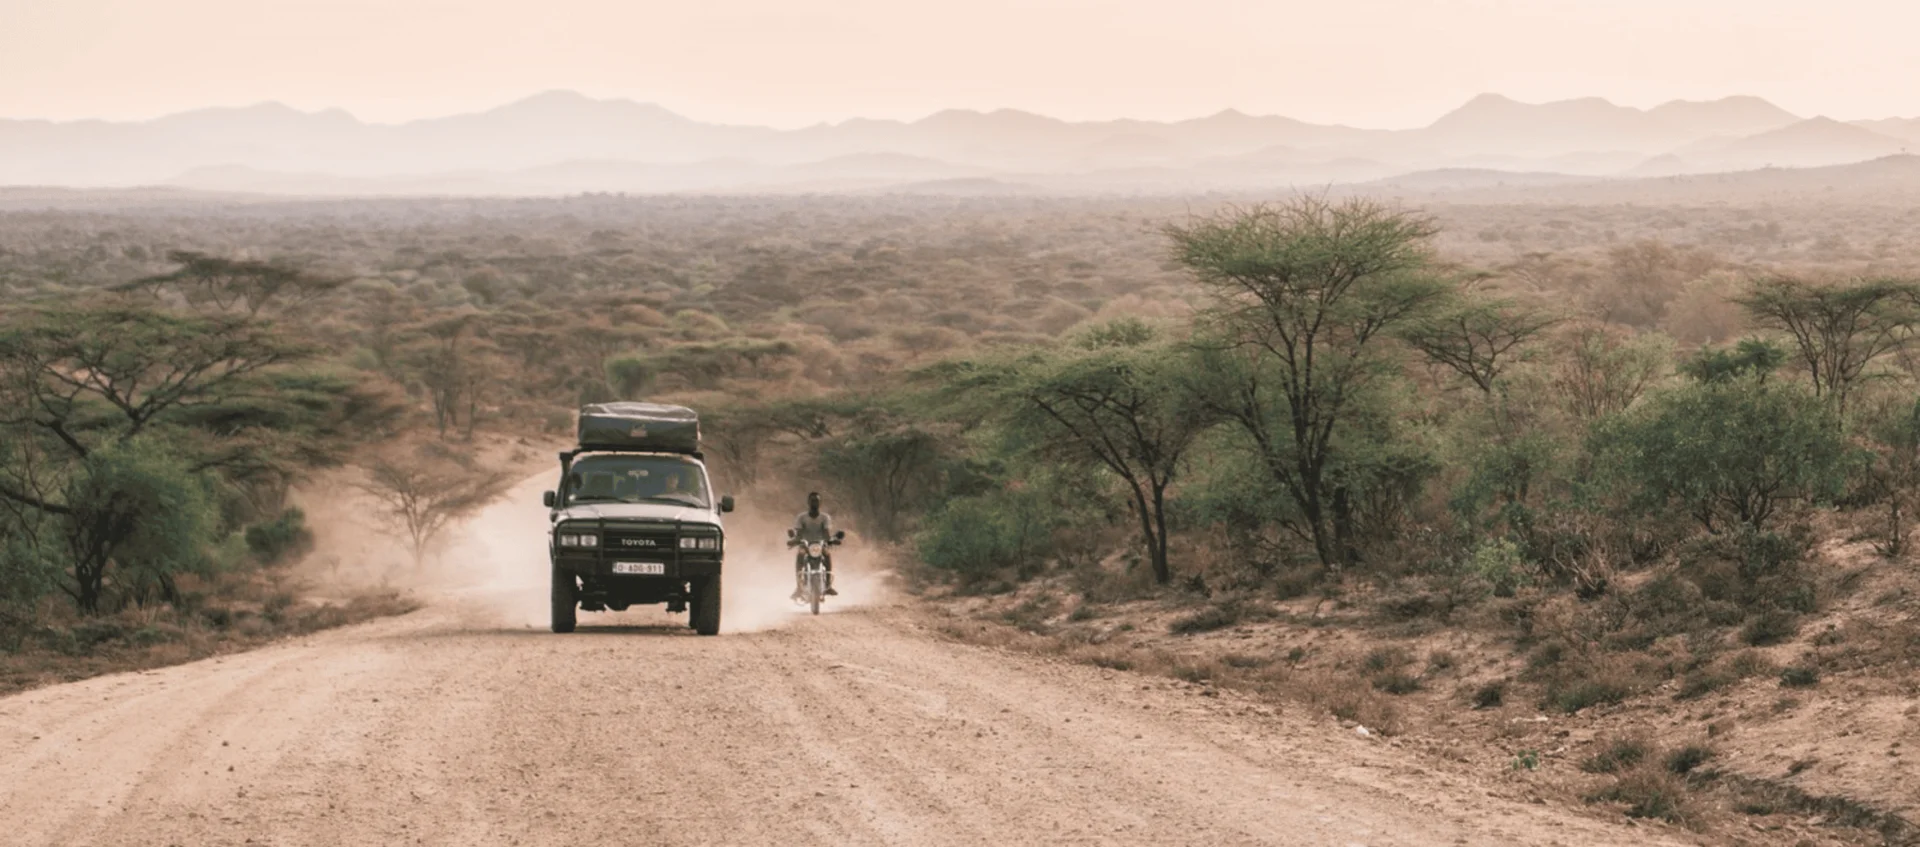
[7,0,1920,129]
[0,88,1868,130]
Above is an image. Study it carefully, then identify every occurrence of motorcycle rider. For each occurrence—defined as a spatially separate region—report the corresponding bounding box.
[790,491,838,600]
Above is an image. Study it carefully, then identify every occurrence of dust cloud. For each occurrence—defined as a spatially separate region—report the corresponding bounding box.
[715,501,897,633]
[293,467,896,634]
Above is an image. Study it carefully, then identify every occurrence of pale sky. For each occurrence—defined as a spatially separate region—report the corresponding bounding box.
[3,0,1916,128]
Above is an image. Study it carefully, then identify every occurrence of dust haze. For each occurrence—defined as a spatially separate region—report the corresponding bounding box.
[290,467,896,635]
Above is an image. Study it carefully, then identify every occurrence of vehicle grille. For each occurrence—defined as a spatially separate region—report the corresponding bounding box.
[604,530,676,553]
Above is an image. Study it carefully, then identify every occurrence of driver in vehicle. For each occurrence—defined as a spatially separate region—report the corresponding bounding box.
[791,491,838,600]
[573,472,615,503]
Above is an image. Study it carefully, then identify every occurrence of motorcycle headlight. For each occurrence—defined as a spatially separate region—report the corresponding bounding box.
[808,542,824,556]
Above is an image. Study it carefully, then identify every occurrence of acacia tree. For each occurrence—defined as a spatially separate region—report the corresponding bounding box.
[995,322,1213,584]
[0,307,308,488]
[1548,322,1670,421]
[59,440,218,612]
[117,250,346,318]
[1399,292,1560,395]
[407,312,478,440]
[816,409,949,541]
[1737,276,1920,414]
[0,306,342,614]
[1168,197,1451,569]
[1858,395,1920,556]
[357,453,512,567]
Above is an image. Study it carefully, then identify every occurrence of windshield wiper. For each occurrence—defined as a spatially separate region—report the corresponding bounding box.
[638,494,706,507]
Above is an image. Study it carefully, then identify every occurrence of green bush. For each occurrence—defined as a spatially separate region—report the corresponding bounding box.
[1469,535,1531,597]
[61,438,221,612]
[1592,377,1861,534]
[245,508,314,565]
[0,534,62,647]
[603,355,654,397]
[914,488,1056,581]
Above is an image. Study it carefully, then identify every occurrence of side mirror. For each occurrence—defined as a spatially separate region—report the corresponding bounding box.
[542,491,556,508]
[834,530,846,542]
[786,528,797,539]
[719,495,735,514]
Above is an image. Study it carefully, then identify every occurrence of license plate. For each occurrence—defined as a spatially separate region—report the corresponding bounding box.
[612,562,665,575]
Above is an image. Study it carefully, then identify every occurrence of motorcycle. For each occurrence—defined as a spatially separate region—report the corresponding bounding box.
[787,528,845,615]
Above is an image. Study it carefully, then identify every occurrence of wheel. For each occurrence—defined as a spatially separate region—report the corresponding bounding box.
[692,576,721,636]
[810,573,822,616]
[550,564,577,633]
[685,583,701,629]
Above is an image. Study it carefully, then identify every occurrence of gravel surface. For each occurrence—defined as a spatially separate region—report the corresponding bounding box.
[0,480,1696,846]
[0,595,1704,847]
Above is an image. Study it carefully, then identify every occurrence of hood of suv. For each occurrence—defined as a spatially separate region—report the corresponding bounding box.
[554,502,718,527]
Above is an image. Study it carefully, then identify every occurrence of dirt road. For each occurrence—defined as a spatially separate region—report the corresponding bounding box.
[0,486,1692,847]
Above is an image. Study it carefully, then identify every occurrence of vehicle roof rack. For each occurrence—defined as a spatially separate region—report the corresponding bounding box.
[575,401,700,454]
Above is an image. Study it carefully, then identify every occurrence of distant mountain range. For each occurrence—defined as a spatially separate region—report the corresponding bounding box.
[2,90,1916,195]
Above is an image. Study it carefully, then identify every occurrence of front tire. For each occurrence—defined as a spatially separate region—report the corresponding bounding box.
[550,564,577,633]
[692,575,721,636]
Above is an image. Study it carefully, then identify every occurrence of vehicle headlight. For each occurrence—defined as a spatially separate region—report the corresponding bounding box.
[680,536,720,551]
[807,542,824,556]
[557,533,598,548]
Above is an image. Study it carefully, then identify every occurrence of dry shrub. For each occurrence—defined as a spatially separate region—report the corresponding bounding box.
[1588,771,1695,824]
[1665,744,1715,775]
[1741,609,1802,646]
[1363,643,1424,693]
[1071,643,1139,672]
[1000,594,1060,634]
[1371,670,1423,695]
[1472,680,1507,709]
[1170,597,1266,635]
[1540,656,1642,714]
[1582,736,1653,774]
[1296,669,1406,735]
[1779,664,1821,688]
[1170,658,1226,684]
[1363,645,1414,673]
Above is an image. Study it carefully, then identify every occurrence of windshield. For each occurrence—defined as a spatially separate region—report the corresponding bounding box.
[563,454,710,508]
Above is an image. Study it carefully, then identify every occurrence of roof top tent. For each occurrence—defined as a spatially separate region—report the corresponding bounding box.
[574,401,701,455]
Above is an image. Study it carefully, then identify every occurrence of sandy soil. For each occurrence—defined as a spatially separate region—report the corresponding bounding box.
[0,482,1699,847]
